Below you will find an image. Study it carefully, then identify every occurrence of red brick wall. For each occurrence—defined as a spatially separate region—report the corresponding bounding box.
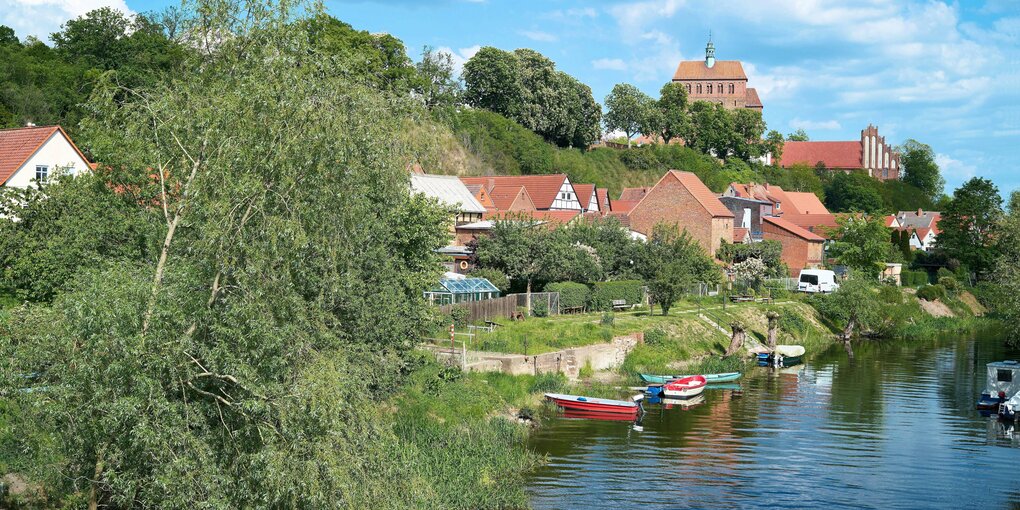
[676,79,747,109]
[628,176,731,256]
[761,222,824,277]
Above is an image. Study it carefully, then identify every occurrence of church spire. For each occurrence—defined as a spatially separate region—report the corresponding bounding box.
[705,31,716,68]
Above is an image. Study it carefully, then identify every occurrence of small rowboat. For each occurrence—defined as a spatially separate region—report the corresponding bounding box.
[561,409,640,422]
[640,372,742,384]
[757,345,806,367]
[545,393,642,415]
[662,375,707,399]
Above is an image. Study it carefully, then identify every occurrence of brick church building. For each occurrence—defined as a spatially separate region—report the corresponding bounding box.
[778,125,902,181]
[672,37,762,111]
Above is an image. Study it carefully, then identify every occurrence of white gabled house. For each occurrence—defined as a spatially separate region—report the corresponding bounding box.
[909,227,938,252]
[0,125,93,188]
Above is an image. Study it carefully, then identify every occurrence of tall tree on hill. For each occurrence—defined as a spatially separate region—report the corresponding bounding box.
[604,83,651,147]
[303,14,417,95]
[937,177,1003,276]
[413,45,462,115]
[642,82,691,145]
[686,101,734,158]
[787,129,809,141]
[463,47,601,148]
[731,108,768,160]
[824,172,884,213]
[899,139,945,203]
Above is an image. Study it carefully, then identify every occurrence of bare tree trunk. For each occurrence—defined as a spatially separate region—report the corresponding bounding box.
[841,316,856,343]
[88,447,105,510]
[725,321,746,356]
[766,311,779,350]
[526,278,532,316]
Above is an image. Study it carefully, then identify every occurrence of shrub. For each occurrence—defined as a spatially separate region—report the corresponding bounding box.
[589,280,644,310]
[531,299,548,317]
[601,311,615,326]
[450,306,470,328]
[901,269,929,287]
[618,147,659,170]
[543,281,591,312]
[971,281,1003,312]
[644,327,668,346]
[470,268,510,293]
[938,276,960,295]
[879,285,903,304]
[917,284,947,301]
[777,308,809,337]
[578,360,594,379]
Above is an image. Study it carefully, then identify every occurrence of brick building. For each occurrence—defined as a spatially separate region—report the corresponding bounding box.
[778,125,902,181]
[627,170,734,256]
[761,216,825,277]
[672,37,763,111]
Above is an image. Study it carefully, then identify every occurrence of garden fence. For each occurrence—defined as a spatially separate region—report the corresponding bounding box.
[437,292,560,323]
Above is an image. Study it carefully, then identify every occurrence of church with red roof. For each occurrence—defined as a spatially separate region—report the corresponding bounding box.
[672,36,763,111]
[778,125,901,181]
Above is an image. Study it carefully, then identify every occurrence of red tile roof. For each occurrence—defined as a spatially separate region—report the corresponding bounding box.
[484,209,580,224]
[733,227,749,243]
[782,213,839,237]
[460,174,571,210]
[488,185,534,211]
[763,216,825,242]
[619,186,651,202]
[0,125,91,185]
[611,199,640,214]
[673,60,747,80]
[596,187,611,212]
[604,211,631,228]
[884,214,898,228]
[573,184,596,210]
[779,141,862,169]
[783,191,829,215]
[644,171,733,218]
[745,88,762,108]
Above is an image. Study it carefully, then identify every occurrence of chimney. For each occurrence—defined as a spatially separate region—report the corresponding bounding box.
[917,207,923,216]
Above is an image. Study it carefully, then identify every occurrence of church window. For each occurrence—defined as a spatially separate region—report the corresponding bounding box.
[729,83,735,94]
[707,83,712,94]
[718,83,723,93]
[687,84,691,93]
[697,84,702,93]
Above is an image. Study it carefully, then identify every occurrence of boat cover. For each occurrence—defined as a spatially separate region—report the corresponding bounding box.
[775,345,806,357]
[984,361,1020,398]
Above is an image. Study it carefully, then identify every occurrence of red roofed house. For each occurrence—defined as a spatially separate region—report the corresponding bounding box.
[627,170,734,256]
[0,125,92,188]
[460,174,583,212]
[487,185,537,212]
[761,216,825,277]
[725,182,838,238]
[463,184,495,210]
[671,37,763,111]
[894,209,941,251]
[595,187,612,212]
[778,125,901,181]
[572,184,600,213]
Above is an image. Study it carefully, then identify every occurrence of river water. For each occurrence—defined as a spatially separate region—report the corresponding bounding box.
[527,333,1020,509]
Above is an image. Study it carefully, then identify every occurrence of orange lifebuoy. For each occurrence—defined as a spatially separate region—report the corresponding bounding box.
[459,261,469,270]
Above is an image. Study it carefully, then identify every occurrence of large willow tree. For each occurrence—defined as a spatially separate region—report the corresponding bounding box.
[0,1,450,507]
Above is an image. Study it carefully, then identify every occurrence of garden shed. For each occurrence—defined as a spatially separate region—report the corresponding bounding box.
[425,274,501,305]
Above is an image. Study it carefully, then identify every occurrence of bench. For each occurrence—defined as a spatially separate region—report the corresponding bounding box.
[729,295,755,303]
[757,296,774,304]
[611,299,628,311]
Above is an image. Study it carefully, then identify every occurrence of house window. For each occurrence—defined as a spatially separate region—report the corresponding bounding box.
[998,369,1013,383]
[35,165,48,183]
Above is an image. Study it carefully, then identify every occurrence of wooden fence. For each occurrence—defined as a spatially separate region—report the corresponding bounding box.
[438,292,559,323]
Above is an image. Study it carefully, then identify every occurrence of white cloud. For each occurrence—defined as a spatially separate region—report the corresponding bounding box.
[592,58,628,71]
[435,45,481,78]
[1,0,133,40]
[936,153,977,181]
[742,62,802,102]
[607,0,685,37]
[789,118,842,131]
[519,30,558,42]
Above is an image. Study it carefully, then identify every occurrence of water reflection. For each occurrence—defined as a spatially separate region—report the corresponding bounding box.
[528,331,1020,509]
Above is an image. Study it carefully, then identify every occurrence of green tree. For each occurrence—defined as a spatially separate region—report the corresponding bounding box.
[603,83,651,147]
[638,223,720,315]
[993,198,1020,347]
[826,215,891,277]
[413,45,462,115]
[463,46,522,117]
[824,172,884,213]
[642,82,690,145]
[50,7,131,69]
[731,108,767,160]
[686,101,734,158]
[0,172,159,302]
[787,129,809,141]
[899,139,945,202]
[764,129,785,164]
[303,14,417,95]
[813,276,882,341]
[937,177,1003,276]
[0,25,18,45]
[2,3,452,506]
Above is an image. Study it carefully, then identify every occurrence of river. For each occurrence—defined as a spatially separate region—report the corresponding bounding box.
[527,332,1020,509]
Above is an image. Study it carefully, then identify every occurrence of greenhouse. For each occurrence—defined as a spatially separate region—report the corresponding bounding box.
[425,276,501,305]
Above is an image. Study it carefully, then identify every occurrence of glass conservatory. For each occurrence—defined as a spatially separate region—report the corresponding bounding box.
[425,276,501,305]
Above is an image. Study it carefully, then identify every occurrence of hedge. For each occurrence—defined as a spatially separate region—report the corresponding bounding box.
[917,284,947,302]
[589,280,645,311]
[901,269,929,287]
[544,282,591,312]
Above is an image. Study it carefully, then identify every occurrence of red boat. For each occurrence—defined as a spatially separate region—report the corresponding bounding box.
[545,393,641,415]
[561,409,639,422]
[662,375,707,399]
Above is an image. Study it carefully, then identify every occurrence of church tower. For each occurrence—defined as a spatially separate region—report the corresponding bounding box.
[705,33,716,68]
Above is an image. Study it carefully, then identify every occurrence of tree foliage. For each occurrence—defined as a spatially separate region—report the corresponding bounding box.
[638,224,720,315]
[2,2,455,506]
[604,83,651,146]
[825,215,891,277]
[463,47,601,148]
[899,139,945,202]
[641,82,691,145]
[938,177,1003,276]
[824,172,884,213]
[993,199,1020,347]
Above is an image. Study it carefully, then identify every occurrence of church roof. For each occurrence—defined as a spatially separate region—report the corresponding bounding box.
[779,141,863,169]
[745,88,762,108]
[673,60,747,80]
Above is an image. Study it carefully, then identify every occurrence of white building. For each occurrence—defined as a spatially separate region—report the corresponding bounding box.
[0,126,92,188]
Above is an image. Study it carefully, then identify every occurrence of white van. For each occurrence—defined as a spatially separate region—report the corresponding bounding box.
[798,269,839,293]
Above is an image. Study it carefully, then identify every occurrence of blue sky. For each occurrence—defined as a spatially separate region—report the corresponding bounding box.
[3,0,1018,196]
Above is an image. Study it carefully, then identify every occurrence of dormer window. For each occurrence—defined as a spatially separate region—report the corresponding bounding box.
[35,165,48,183]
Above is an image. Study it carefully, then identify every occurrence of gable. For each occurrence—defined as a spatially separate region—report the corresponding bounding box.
[0,126,92,186]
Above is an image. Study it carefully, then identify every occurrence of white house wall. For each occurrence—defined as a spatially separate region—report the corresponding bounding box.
[550,178,583,211]
[5,131,89,188]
